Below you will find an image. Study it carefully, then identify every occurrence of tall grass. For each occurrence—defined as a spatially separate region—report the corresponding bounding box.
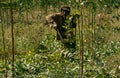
[0,0,120,78]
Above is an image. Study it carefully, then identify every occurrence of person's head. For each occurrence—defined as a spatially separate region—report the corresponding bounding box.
[61,5,71,17]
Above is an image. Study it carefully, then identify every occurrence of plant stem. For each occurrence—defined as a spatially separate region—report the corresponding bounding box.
[10,0,15,78]
[80,3,84,78]
[0,2,8,78]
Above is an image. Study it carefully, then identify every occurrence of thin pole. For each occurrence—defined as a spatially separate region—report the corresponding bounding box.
[80,9,84,78]
[10,0,15,78]
[76,1,81,77]
[0,2,8,78]
[88,3,91,56]
[91,3,95,63]
[80,1,84,77]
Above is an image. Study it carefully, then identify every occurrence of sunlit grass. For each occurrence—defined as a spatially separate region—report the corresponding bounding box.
[0,2,120,77]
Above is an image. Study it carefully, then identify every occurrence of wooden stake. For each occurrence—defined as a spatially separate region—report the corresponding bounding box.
[10,0,15,78]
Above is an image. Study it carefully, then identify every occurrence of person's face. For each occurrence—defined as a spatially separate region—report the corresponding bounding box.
[62,10,70,17]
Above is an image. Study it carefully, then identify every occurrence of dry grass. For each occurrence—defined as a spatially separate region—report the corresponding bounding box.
[0,8,120,53]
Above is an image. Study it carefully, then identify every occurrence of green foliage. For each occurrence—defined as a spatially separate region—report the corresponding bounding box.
[0,34,120,77]
[39,0,69,8]
[36,35,63,53]
[0,0,120,78]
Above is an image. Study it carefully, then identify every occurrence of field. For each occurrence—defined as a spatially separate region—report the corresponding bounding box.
[0,0,120,78]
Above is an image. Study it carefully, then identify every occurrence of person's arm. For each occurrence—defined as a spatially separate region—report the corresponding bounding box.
[45,14,54,25]
[45,13,61,30]
[70,14,80,37]
[45,14,58,29]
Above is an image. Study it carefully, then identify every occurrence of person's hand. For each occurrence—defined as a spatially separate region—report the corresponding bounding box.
[53,22,57,30]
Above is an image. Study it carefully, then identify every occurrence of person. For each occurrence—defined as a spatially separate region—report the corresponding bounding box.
[45,5,77,52]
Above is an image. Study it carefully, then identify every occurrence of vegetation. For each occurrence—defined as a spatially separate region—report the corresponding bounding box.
[0,0,120,78]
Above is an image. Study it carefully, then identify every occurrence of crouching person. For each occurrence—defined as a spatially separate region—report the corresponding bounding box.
[45,5,77,52]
